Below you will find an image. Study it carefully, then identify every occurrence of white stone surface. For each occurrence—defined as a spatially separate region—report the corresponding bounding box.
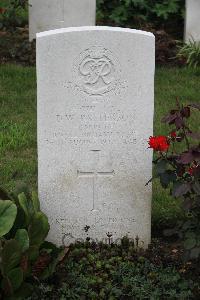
[37,26,155,247]
[185,0,200,42]
[29,0,96,41]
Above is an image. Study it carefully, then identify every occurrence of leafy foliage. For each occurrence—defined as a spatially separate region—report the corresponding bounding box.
[177,39,200,68]
[0,200,17,237]
[148,99,200,259]
[1,0,185,36]
[0,0,28,31]
[97,0,184,37]
[29,239,199,299]
[0,187,62,299]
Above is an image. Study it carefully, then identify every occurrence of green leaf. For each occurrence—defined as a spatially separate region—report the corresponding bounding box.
[27,246,39,262]
[18,193,29,223]
[31,191,40,212]
[8,267,23,291]
[18,193,33,226]
[15,229,29,253]
[1,239,22,274]
[28,212,50,247]
[0,200,17,237]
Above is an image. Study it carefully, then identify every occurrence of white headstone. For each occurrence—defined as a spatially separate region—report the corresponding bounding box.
[37,26,155,247]
[185,0,200,42]
[29,0,96,41]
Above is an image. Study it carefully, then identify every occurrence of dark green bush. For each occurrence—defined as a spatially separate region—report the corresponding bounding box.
[97,0,185,37]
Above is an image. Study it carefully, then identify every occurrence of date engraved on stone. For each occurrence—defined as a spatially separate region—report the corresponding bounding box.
[73,46,120,96]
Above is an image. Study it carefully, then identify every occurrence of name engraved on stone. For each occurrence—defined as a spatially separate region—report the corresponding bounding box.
[53,110,137,146]
[56,111,136,122]
[78,150,114,212]
[74,46,120,96]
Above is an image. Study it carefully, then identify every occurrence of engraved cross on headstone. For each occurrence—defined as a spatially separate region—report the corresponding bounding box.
[78,150,114,212]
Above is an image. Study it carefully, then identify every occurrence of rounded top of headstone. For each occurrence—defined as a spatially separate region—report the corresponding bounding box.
[36,26,155,39]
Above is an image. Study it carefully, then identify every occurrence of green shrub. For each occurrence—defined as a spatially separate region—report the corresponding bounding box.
[97,0,184,37]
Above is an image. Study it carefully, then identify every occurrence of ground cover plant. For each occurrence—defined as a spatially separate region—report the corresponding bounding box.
[28,238,200,299]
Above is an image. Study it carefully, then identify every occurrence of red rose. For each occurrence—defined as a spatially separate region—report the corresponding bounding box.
[148,136,170,152]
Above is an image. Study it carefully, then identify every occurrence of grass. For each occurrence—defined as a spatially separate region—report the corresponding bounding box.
[0,65,199,230]
[0,65,37,191]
